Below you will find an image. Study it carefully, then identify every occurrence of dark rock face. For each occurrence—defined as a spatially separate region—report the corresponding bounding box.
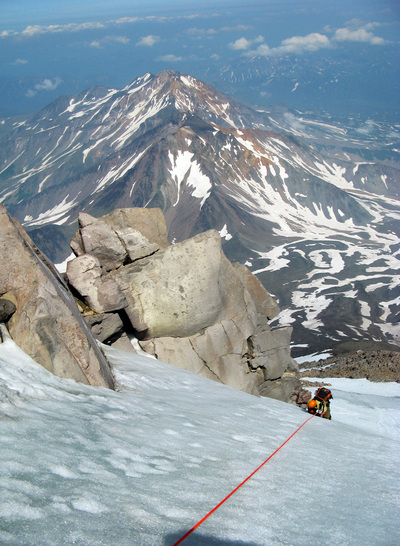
[67,206,302,403]
[0,298,16,322]
[0,204,114,388]
[83,313,125,345]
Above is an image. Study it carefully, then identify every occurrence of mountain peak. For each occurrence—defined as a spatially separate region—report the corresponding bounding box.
[120,70,259,131]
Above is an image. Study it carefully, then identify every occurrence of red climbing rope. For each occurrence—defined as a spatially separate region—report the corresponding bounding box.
[173,414,315,545]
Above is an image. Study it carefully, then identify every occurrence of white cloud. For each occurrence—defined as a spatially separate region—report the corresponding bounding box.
[364,22,382,31]
[136,35,160,47]
[221,25,252,32]
[229,37,252,51]
[334,27,385,45]
[21,22,105,37]
[35,77,62,91]
[283,112,305,132]
[12,58,28,65]
[111,13,203,25]
[112,17,140,24]
[113,36,130,44]
[243,32,332,57]
[248,43,272,56]
[344,19,384,32]
[356,119,377,135]
[280,33,331,53]
[187,27,218,37]
[26,77,62,97]
[0,30,17,38]
[90,35,130,48]
[229,35,264,51]
[157,54,183,62]
[237,20,387,60]
[1,12,214,41]
[21,25,45,37]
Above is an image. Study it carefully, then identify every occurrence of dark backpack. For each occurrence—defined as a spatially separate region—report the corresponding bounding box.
[315,387,332,402]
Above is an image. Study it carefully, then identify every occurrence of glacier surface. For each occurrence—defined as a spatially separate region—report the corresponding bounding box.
[0,338,399,545]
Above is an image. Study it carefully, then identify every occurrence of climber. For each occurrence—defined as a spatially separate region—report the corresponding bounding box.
[307,387,332,420]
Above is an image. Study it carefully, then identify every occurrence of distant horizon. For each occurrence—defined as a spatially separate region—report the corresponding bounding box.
[1,0,399,119]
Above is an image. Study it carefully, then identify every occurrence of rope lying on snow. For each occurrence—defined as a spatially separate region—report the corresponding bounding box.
[173,414,315,545]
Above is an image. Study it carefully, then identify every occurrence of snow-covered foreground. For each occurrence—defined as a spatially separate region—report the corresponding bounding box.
[0,339,399,546]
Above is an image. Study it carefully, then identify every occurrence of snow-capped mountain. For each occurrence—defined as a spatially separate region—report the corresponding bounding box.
[0,70,399,354]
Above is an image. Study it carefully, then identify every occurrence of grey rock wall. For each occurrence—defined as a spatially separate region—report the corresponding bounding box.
[0,204,114,388]
[66,207,301,402]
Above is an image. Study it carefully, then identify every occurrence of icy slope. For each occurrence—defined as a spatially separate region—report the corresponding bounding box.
[302,376,400,441]
[0,339,399,545]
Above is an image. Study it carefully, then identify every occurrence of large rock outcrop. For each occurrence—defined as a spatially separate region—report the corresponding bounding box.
[67,207,301,402]
[0,204,114,388]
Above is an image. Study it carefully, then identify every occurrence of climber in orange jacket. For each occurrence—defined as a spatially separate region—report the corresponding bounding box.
[307,387,332,420]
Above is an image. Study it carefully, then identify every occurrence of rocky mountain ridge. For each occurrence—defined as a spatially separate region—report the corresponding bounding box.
[0,204,114,388]
[0,70,398,355]
[300,348,400,383]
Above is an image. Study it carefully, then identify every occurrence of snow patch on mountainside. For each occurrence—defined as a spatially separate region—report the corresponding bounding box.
[179,75,198,89]
[219,224,233,241]
[253,245,290,273]
[306,249,345,277]
[314,161,354,190]
[113,95,170,150]
[62,89,118,117]
[169,150,212,207]
[94,148,150,193]
[254,231,400,347]
[186,162,212,206]
[23,195,78,227]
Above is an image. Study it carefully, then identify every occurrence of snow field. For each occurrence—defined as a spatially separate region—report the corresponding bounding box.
[255,236,400,344]
[0,338,399,545]
[168,150,212,208]
[303,376,400,441]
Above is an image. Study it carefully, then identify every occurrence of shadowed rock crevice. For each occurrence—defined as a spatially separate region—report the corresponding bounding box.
[189,338,221,382]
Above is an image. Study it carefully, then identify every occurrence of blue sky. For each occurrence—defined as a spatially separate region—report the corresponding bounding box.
[0,0,398,117]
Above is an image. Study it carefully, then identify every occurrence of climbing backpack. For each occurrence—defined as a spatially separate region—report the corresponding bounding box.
[314,387,332,402]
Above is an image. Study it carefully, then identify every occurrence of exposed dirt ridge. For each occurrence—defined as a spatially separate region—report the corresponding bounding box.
[300,348,400,383]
